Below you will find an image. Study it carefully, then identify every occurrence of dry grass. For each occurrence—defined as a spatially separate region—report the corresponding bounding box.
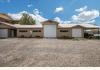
[0,38,100,67]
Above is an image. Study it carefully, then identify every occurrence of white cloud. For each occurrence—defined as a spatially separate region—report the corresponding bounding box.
[55,6,64,13]
[27,4,33,8]
[72,7,100,23]
[8,11,28,20]
[8,13,22,20]
[75,6,87,12]
[63,21,71,24]
[54,17,71,24]
[54,6,100,24]
[33,9,41,15]
[8,6,100,24]
[8,9,47,24]
[54,17,62,23]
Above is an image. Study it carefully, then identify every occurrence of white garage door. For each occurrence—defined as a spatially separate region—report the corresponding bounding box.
[44,25,57,37]
[0,29,8,38]
[72,28,82,37]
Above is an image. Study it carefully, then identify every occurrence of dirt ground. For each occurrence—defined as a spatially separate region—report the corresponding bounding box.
[0,38,100,67]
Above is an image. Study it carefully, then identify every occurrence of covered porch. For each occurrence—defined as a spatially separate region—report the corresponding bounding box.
[84,27,100,39]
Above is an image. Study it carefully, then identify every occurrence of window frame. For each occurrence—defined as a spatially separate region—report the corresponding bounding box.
[33,30,41,32]
[19,30,27,32]
[60,30,69,32]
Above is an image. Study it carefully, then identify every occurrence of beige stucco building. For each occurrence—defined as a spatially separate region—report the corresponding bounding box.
[0,14,99,39]
[0,20,99,39]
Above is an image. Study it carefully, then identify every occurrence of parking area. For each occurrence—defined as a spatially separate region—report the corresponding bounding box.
[0,38,100,67]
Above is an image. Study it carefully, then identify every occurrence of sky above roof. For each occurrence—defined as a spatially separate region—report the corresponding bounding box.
[0,0,100,25]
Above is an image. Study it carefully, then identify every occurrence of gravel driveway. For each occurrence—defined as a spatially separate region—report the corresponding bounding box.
[0,38,100,67]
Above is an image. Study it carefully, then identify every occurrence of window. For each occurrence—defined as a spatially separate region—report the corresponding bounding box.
[60,30,68,32]
[33,30,38,32]
[39,30,41,32]
[33,30,41,32]
[19,30,27,32]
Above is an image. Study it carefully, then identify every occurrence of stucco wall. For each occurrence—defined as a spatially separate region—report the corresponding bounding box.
[57,28,72,38]
[17,28,43,38]
[17,26,84,38]
[32,28,43,38]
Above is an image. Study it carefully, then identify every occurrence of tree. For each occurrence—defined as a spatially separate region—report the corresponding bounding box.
[19,13,35,25]
[10,20,19,24]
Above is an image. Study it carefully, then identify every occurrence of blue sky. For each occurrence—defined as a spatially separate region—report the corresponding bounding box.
[0,0,100,25]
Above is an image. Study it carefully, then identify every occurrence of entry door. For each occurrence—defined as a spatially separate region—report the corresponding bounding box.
[72,28,82,37]
[44,25,57,37]
[0,29,8,38]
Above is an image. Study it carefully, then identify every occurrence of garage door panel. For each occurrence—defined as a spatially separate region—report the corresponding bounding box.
[0,29,8,38]
[44,25,57,37]
[72,29,82,37]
